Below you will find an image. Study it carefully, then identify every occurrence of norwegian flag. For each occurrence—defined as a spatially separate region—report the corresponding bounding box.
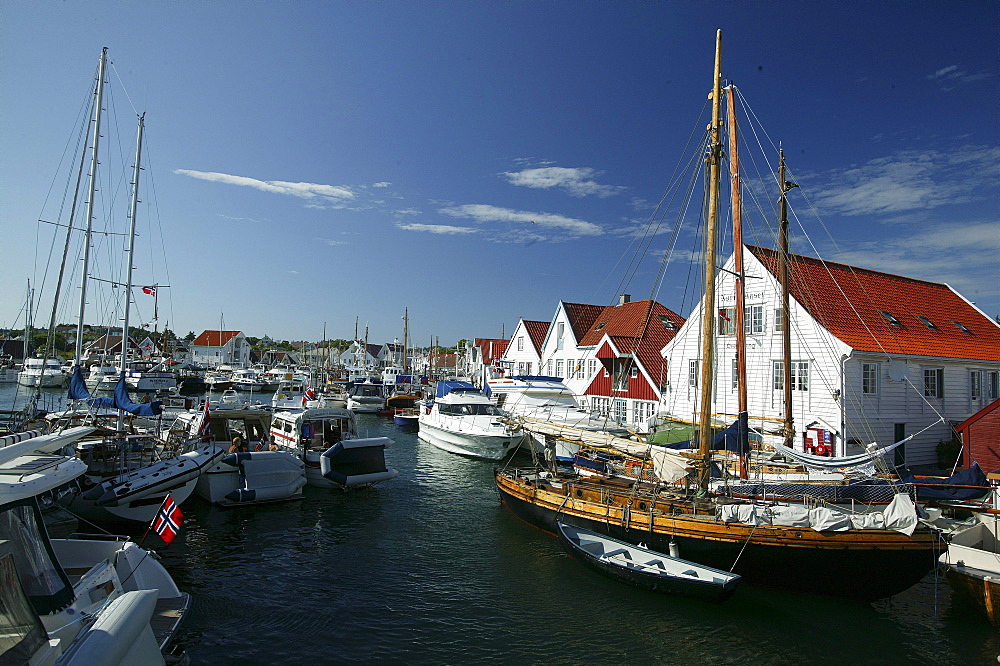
[152,495,183,545]
[142,285,156,296]
[305,387,317,401]
[718,309,731,322]
[197,399,212,438]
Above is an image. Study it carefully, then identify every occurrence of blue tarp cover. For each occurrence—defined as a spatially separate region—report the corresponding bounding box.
[662,418,750,456]
[435,380,481,399]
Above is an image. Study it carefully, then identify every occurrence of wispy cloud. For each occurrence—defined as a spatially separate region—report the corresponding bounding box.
[811,145,1000,216]
[219,214,266,224]
[439,204,603,237]
[396,223,478,235]
[927,65,992,88]
[175,169,355,202]
[830,220,1000,313]
[501,166,625,198]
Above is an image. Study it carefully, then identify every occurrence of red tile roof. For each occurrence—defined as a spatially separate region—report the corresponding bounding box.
[474,338,509,363]
[748,246,1000,361]
[562,302,605,342]
[522,320,550,354]
[580,299,684,381]
[192,330,242,347]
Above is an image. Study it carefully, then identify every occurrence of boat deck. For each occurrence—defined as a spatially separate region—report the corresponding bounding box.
[152,593,191,651]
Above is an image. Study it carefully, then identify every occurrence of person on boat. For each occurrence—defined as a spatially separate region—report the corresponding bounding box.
[268,435,279,452]
[229,435,246,453]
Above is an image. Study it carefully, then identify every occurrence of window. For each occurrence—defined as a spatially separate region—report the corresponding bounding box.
[633,401,654,425]
[718,308,736,336]
[879,311,903,327]
[971,370,983,401]
[555,359,564,378]
[613,399,628,423]
[989,371,1000,401]
[588,359,597,378]
[688,360,699,387]
[923,368,944,398]
[952,320,972,334]
[612,360,628,391]
[731,357,739,390]
[546,360,553,375]
[917,316,938,330]
[517,336,524,351]
[773,360,810,391]
[594,322,607,332]
[630,365,638,378]
[656,314,677,331]
[774,308,785,333]
[745,305,764,335]
[862,363,879,395]
[567,359,575,379]
[557,323,565,350]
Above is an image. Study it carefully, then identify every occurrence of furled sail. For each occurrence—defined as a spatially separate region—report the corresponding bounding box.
[68,365,115,409]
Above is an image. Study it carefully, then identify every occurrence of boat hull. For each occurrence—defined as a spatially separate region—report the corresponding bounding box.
[557,522,740,603]
[419,421,522,460]
[495,469,939,601]
[945,565,1000,624]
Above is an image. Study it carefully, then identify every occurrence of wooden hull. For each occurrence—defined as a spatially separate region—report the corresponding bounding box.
[945,565,1000,624]
[495,469,940,601]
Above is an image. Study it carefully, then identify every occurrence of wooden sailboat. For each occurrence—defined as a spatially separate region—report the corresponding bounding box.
[495,31,941,601]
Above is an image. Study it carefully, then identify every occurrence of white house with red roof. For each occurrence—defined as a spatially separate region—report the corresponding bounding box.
[536,301,605,394]
[190,330,250,368]
[572,297,685,431]
[501,319,550,377]
[660,245,1000,466]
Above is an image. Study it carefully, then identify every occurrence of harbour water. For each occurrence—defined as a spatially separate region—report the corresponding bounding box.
[2,383,997,664]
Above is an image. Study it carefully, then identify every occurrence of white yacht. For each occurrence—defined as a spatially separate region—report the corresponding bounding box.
[418,380,524,460]
[345,378,387,412]
[17,356,67,388]
[484,374,629,461]
[271,378,309,410]
[269,408,397,488]
[0,427,189,665]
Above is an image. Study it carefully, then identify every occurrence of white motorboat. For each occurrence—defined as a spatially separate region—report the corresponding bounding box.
[0,411,188,664]
[167,406,309,506]
[231,367,279,392]
[418,380,524,460]
[269,408,398,488]
[345,377,387,412]
[484,374,630,461]
[272,378,309,410]
[17,356,67,388]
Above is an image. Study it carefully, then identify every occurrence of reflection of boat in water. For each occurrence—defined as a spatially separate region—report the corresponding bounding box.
[556,522,741,603]
[419,380,523,460]
[270,408,397,489]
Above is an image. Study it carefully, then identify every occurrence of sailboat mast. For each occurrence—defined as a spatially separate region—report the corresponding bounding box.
[120,114,145,374]
[726,83,749,478]
[75,47,109,362]
[696,29,724,489]
[402,308,409,373]
[778,149,797,449]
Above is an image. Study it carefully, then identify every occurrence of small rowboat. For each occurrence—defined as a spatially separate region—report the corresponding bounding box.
[556,522,741,603]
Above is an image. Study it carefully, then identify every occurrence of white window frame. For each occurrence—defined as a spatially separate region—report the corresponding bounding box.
[971,369,983,402]
[718,308,736,336]
[923,367,944,398]
[745,305,764,335]
[688,360,699,388]
[517,336,524,351]
[862,363,879,395]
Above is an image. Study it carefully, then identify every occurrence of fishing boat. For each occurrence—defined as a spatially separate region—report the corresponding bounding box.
[419,380,523,460]
[556,522,741,603]
[495,31,942,601]
[269,408,398,489]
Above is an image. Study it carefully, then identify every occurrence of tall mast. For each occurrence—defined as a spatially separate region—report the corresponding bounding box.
[696,29,724,491]
[778,149,798,449]
[726,84,749,479]
[402,308,409,373]
[119,114,145,375]
[75,47,109,362]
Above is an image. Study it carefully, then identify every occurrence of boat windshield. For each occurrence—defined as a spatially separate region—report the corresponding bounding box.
[439,403,501,416]
[0,499,73,615]
[0,552,49,663]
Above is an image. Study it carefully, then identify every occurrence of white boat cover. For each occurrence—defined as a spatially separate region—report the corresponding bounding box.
[715,492,918,533]
[882,493,918,536]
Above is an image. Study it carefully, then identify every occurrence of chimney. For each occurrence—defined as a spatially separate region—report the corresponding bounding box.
[619,294,630,305]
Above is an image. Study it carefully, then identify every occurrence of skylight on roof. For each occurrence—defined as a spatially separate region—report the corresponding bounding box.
[656,314,677,330]
[952,320,972,334]
[917,315,938,330]
[878,310,903,327]
[594,322,607,331]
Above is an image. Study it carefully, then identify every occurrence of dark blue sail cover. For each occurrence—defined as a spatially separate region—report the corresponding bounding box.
[68,365,115,409]
[662,418,750,456]
[112,372,162,416]
[900,462,990,501]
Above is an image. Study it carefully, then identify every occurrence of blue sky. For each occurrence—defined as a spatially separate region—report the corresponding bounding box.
[2,1,997,348]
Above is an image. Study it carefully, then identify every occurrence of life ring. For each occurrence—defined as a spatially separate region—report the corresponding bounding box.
[814,444,828,456]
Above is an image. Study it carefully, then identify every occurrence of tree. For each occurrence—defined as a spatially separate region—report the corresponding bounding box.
[184,331,196,342]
